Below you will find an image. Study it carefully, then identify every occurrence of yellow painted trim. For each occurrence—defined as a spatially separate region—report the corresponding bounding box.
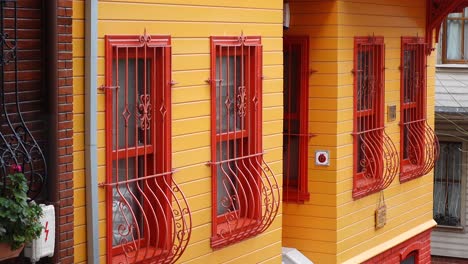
[341,220,436,264]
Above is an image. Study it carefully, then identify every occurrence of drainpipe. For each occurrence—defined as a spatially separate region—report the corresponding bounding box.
[85,0,99,263]
[44,0,58,261]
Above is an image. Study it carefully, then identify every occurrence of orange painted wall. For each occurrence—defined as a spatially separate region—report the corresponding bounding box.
[283,1,340,263]
[283,0,437,263]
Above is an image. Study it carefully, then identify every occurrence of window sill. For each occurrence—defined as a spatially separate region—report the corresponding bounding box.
[436,64,468,73]
[353,176,381,200]
[436,63,468,68]
[399,164,425,183]
[434,225,465,233]
[211,217,258,249]
[112,246,168,263]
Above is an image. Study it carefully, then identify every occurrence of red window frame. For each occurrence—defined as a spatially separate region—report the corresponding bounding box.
[353,36,396,199]
[283,36,310,203]
[102,34,190,263]
[209,35,279,249]
[400,37,439,182]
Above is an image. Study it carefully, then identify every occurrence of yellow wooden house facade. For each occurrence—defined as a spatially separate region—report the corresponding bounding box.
[70,0,460,263]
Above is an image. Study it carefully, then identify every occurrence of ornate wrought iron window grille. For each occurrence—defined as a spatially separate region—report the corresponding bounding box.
[101,32,191,264]
[208,35,280,249]
[0,0,47,201]
[400,37,439,182]
[352,36,398,199]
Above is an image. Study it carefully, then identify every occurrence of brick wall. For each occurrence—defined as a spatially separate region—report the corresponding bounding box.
[0,0,73,263]
[362,229,432,264]
[0,1,47,155]
[55,1,74,263]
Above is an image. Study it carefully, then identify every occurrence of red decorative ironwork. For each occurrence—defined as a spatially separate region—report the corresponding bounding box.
[236,86,246,117]
[209,36,280,249]
[138,94,151,130]
[400,37,440,182]
[282,36,310,203]
[426,0,468,54]
[103,33,191,264]
[353,36,399,199]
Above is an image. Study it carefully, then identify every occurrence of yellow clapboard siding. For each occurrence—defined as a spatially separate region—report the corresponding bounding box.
[99,2,282,23]
[173,85,210,103]
[173,131,210,152]
[225,242,281,264]
[173,147,211,168]
[97,21,282,38]
[283,237,337,255]
[101,0,283,10]
[173,101,210,120]
[173,116,210,136]
[74,242,87,263]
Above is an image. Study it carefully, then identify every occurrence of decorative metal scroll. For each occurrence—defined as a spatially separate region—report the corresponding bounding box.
[353,37,399,199]
[401,120,439,179]
[100,172,192,264]
[101,32,192,264]
[353,129,399,196]
[426,0,468,54]
[208,154,280,249]
[209,35,280,248]
[0,0,47,200]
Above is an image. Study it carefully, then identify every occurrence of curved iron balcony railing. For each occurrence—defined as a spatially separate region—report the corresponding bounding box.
[100,172,192,264]
[353,128,399,199]
[209,153,280,249]
[400,119,440,182]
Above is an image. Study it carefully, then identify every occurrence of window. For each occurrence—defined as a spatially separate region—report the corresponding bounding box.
[434,142,463,227]
[283,36,310,203]
[400,251,417,264]
[441,7,468,63]
[209,35,279,249]
[103,34,190,263]
[353,36,398,199]
[400,37,438,182]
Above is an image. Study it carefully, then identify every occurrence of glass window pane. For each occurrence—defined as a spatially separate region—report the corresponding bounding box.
[216,141,239,215]
[433,142,462,226]
[400,254,415,264]
[112,158,142,246]
[448,12,462,18]
[284,44,300,114]
[216,54,242,133]
[447,19,462,60]
[357,50,374,111]
[112,57,150,149]
[464,21,468,60]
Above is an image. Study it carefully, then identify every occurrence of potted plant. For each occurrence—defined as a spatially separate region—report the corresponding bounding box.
[0,164,43,261]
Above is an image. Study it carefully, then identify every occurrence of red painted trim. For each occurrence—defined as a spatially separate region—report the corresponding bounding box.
[399,36,438,183]
[209,35,267,249]
[400,241,423,261]
[104,34,175,263]
[400,37,426,182]
[362,228,432,264]
[283,36,310,203]
[426,0,468,54]
[352,36,387,199]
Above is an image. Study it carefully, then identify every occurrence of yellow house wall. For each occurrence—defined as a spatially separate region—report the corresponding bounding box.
[72,0,284,263]
[283,1,340,264]
[283,0,436,263]
[336,0,436,262]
